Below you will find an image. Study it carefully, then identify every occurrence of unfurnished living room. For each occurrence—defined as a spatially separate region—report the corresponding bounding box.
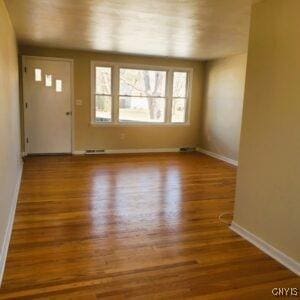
[0,0,299,299]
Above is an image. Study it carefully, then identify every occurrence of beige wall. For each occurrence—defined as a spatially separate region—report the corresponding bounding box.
[0,0,22,270]
[201,54,247,161]
[19,46,204,151]
[234,0,300,262]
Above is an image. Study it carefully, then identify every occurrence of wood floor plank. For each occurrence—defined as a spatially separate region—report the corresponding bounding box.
[0,153,298,299]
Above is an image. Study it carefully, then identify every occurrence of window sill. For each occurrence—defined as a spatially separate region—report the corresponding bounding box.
[90,122,191,127]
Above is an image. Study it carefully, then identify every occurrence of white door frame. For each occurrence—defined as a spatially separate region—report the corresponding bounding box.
[22,55,75,155]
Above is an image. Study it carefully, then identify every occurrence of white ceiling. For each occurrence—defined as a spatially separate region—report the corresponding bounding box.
[5,0,258,60]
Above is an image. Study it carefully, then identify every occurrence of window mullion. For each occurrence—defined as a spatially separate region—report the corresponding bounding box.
[92,63,96,124]
[166,69,173,124]
[112,65,119,123]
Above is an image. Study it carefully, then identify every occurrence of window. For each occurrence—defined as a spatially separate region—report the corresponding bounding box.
[172,72,188,123]
[94,66,112,122]
[35,68,42,81]
[119,68,167,123]
[45,74,52,87]
[91,62,192,125]
[55,80,62,92]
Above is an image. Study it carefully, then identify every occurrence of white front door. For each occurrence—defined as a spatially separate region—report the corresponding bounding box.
[23,57,72,154]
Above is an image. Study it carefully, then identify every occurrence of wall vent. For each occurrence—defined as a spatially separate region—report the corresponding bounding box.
[85,149,105,154]
[179,147,196,152]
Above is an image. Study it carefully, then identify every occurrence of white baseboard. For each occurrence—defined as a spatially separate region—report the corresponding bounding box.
[230,221,300,276]
[73,148,181,155]
[0,164,23,286]
[197,148,238,166]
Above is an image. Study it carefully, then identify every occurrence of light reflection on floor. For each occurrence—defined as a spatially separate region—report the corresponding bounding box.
[91,165,182,237]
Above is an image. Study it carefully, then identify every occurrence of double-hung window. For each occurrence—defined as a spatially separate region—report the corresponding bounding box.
[94,66,112,122]
[171,71,189,123]
[91,62,192,125]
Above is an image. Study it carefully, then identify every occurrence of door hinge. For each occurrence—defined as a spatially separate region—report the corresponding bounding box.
[25,102,28,109]
[26,138,29,143]
[24,67,27,73]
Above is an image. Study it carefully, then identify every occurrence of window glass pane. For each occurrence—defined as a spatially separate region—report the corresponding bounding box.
[120,69,166,97]
[96,67,111,94]
[171,98,186,123]
[55,80,62,92]
[95,95,112,122]
[45,74,52,87]
[173,72,187,97]
[119,97,165,123]
[35,68,42,81]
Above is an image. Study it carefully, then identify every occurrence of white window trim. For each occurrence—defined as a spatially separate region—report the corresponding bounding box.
[90,61,193,126]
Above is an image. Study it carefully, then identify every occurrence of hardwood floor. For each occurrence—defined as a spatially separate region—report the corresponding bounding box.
[0,153,298,299]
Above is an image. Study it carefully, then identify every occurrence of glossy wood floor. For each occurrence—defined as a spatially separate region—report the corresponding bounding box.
[0,153,299,299]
